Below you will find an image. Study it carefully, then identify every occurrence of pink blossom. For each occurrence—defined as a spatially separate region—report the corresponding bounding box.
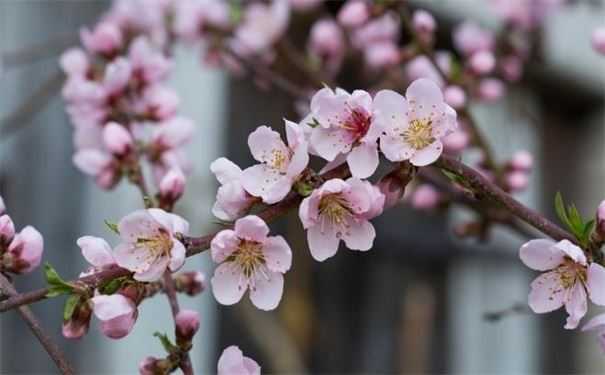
[510,150,534,171]
[500,55,523,82]
[234,0,290,55]
[103,57,132,96]
[374,79,457,166]
[582,313,605,352]
[308,19,345,75]
[351,12,400,49]
[173,0,230,41]
[469,51,496,75]
[410,184,441,210]
[364,42,400,70]
[80,20,123,55]
[299,178,384,261]
[60,48,89,78]
[73,149,119,189]
[114,209,189,282]
[176,271,207,296]
[592,27,605,55]
[210,215,292,310]
[444,85,467,109]
[91,294,138,339]
[175,309,200,342]
[5,226,43,274]
[412,10,436,39]
[211,158,256,221]
[151,116,195,152]
[490,0,563,30]
[0,215,15,244]
[159,168,186,202]
[138,85,180,120]
[477,78,505,102]
[309,88,380,178]
[218,346,261,375]
[443,129,470,154]
[62,301,93,339]
[377,174,406,210]
[139,356,163,375]
[520,239,605,329]
[404,53,451,87]
[338,0,369,29]
[241,122,309,204]
[506,171,529,192]
[103,122,133,155]
[128,37,172,84]
[453,21,494,56]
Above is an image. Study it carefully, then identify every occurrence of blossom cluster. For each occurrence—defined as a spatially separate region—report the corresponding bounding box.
[0,197,43,275]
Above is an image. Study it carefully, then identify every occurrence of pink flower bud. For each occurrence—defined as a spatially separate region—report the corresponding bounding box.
[477,78,505,102]
[505,171,529,192]
[411,184,441,211]
[469,51,495,75]
[338,0,369,28]
[159,168,186,202]
[139,356,165,375]
[377,175,406,210]
[453,21,494,56]
[510,150,533,171]
[62,301,93,340]
[103,122,133,155]
[176,271,206,296]
[6,226,43,274]
[60,48,89,77]
[92,294,138,339]
[592,27,605,55]
[309,19,345,58]
[597,201,605,236]
[0,215,15,244]
[500,55,523,82]
[412,10,436,36]
[443,129,470,154]
[80,21,123,55]
[176,309,200,343]
[444,85,467,109]
[364,42,400,70]
[142,86,180,120]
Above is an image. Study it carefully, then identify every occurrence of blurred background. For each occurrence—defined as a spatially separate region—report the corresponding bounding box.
[0,0,604,374]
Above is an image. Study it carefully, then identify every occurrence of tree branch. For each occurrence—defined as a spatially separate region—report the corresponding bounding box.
[0,272,75,375]
[162,271,193,375]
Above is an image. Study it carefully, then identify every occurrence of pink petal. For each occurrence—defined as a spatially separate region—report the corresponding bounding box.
[284,119,305,149]
[553,239,586,265]
[406,78,444,119]
[148,208,189,234]
[342,178,372,214]
[234,215,269,242]
[307,224,340,262]
[347,143,379,179]
[262,236,292,273]
[298,194,319,229]
[249,271,284,311]
[73,149,112,176]
[310,87,349,128]
[342,219,375,251]
[247,126,289,164]
[210,229,239,263]
[77,236,115,268]
[582,313,605,332]
[243,357,261,375]
[113,243,151,272]
[168,240,186,272]
[211,262,247,306]
[564,282,587,329]
[117,209,161,243]
[588,263,605,306]
[91,294,134,321]
[519,239,562,271]
[218,346,247,375]
[310,127,351,161]
[211,158,243,184]
[379,134,414,162]
[133,257,170,282]
[241,164,291,204]
[100,310,137,339]
[410,141,443,166]
[286,143,309,179]
[528,271,565,314]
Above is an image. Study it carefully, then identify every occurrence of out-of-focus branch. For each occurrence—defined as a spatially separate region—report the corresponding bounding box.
[0,272,75,375]
[1,32,78,68]
[162,271,193,375]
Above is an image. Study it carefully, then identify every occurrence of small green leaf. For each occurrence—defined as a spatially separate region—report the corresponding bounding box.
[104,220,120,235]
[154,332,178,354]
[294,181,314,197]
[63,294,81,321]
[229,1,242,24]
[46,285,73,298]
[44,263,74,297]
[99,277,126,295]
[554,192,571,229]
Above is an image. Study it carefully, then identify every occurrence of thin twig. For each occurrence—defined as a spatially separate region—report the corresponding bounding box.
[0,272,75,375]
[162,271,193,375]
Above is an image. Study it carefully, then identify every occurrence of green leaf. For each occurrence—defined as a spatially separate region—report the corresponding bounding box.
[154,332,178,354]
[63,294,81,321]
[567,204,584,232]
[99,277,126,295]
[44,263,74,297]
[554,192,571,229]
[46,285,73,298]
[294,181,314,197]
[229,1,242,24]
[104,220,120,235]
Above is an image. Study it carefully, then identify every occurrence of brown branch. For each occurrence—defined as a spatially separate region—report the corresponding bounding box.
[436,155,575,242]
[162,271,193,375]
[0,272,75,375]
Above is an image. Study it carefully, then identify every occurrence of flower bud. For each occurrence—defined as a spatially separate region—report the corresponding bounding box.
[142,86,180,121]
[103,122,133,155]
[444,85,466,109]
[159,168,186,202]
[412,10,436,42]
[410,184,441,211]
[477,78,505,102]
[510,150,533,172]
[592,27,605,55]
[443,129,470,154]
[60,48,89,77]
[596,201,605,237]
[62,300,93,340]
[175,309,200,345]
[139,356,170,375]
[5,226,43,274]
[377,175,405,210]
[175,271,206,296]
[309,19,345,58]
[91,294,138,339]
[337,0,369,28]
[80,20,123,55]
[505,171,529,192]
[469,51,495,75]
[364,42,400,70]
[0,214,15,245]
